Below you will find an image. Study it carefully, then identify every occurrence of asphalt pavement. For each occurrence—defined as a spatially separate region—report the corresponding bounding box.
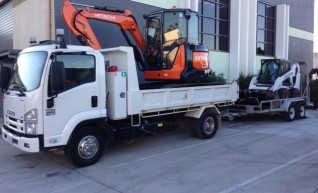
[0,110,318,193]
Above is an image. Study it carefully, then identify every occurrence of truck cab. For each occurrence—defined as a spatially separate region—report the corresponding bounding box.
[1,43,106,153]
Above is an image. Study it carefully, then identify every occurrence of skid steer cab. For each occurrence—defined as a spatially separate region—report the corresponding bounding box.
[248,59,301,100]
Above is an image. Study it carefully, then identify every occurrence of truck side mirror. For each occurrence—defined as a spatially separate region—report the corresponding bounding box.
[0,66,12,91]
[51,61,65,94]
[48,61,65,108]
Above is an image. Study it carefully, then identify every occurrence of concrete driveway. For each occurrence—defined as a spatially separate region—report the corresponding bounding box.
[0,110,318,193]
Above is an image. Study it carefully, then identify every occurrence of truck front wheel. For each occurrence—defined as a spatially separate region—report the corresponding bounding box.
[193,111,218,139]
[65,126,105,167]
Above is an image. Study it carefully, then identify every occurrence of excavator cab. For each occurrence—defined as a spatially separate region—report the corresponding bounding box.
[144,9,211,81]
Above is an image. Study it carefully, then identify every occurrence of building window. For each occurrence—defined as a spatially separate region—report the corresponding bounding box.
[256,2,276,56]
[199,0,230,51]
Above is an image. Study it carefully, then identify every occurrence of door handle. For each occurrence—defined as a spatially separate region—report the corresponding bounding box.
[91,96,98,107]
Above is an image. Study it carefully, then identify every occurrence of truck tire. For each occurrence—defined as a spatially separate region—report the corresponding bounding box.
[289,88,301,98]
[283,105,296,122]
[295,102,306,119]
[278,88,289,99]
[194,111,218,139]
[65,126,105,167]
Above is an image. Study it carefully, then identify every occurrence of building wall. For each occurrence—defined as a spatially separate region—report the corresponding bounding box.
[0,0,13,53]
[314,53,318,69]
[227,0,314,82]
[266,0,314,66]
[264,0,314,32]
[13,0,52,50]
[130,0,179,9]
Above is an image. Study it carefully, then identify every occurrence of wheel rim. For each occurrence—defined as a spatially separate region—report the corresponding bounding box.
[289,107,295,119]
[299,105,305,117]
[78,136,99,159]
[203,117,215,135]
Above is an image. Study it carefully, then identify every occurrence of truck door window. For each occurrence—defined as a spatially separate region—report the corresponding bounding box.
[51,54,95,93]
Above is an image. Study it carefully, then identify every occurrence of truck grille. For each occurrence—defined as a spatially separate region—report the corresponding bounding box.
[4,115,24,133]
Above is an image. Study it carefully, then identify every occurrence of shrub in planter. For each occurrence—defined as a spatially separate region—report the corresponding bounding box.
[237,72,255,98]
[200,71,226,84]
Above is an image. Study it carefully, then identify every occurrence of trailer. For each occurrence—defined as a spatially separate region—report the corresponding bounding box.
[1,43,238,167]
[224,97,307,122]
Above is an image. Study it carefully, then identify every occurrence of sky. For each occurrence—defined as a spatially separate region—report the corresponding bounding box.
[315,1,318,53]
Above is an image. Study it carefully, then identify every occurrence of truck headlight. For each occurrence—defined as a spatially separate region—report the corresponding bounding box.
[25,109,38,135]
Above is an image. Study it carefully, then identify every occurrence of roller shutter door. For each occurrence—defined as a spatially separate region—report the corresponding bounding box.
[0,0,13,53]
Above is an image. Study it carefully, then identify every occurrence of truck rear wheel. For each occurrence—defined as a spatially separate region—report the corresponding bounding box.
[65,126,105,167]
[283,105,296,122]
[193,111,218,139]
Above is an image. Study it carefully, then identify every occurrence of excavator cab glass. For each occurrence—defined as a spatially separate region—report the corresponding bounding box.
[145,9,199,70]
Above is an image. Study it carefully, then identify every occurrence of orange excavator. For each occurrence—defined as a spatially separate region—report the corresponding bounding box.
[62,0,211,81]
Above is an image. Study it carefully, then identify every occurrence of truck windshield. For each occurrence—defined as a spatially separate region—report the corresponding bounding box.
[8,52,47,92]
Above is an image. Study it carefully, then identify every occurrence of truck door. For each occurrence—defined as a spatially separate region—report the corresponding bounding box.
[43,53,99,146]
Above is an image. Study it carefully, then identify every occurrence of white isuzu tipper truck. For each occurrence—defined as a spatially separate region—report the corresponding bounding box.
[0,41,238,166]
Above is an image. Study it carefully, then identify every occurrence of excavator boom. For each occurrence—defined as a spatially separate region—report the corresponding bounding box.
[62,0,145,51]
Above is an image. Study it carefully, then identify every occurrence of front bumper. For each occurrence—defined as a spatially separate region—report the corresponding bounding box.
[2,126,40,152]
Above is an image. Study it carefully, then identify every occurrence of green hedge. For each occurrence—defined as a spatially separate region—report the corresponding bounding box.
[237,72,254,91]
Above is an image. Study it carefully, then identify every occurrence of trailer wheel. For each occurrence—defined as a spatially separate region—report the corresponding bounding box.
[283,105,296,122]
[194,111,218,139]
[295,102,306,119]
[65,126,105,167]
[278,88,289,99]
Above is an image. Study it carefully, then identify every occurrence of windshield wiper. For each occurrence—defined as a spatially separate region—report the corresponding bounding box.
[11,83,26,97]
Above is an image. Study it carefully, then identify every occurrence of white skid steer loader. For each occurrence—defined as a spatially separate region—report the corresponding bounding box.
[243,59,301,104]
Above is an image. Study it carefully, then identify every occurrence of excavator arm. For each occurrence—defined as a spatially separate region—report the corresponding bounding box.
[62,0,145,51]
